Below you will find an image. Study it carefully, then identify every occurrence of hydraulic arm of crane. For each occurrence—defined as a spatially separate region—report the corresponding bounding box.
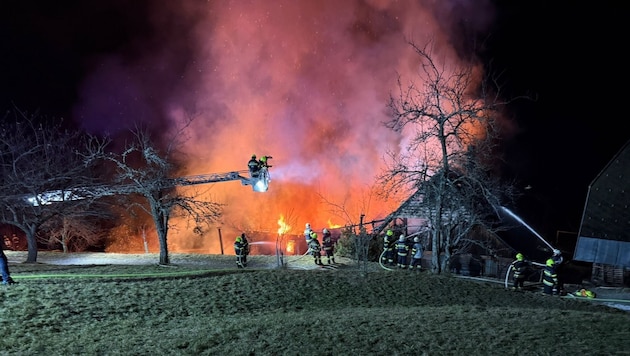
[170,169,270,192]
[21,166,271,206]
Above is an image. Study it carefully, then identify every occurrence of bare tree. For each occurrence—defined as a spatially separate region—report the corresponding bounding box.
[105,200,156,253]
[318,185,383,229]
[39,197,115,253]
[379,41,515,273]
[85,124,223,265]
[40,212,111,253]
[319,189,386,271]
[0,109,101,263]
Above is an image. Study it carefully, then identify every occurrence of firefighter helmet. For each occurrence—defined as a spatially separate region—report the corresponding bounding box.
[251,154,256,159]
[260,156,267,162]
[386,229,393,237]
[553,249,561,256]
[310,232,317,239]
[235,236,242,243]
[305,223,311,229]
[546,258,555,267]
[399,234,405,242]
[414,237,419,243]
[516,253,524,261]
[323,228,329,234]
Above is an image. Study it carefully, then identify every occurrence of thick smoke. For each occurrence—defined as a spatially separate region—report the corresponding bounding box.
[74,0,493,252]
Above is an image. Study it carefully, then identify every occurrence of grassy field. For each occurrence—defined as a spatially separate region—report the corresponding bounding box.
[1,252,629,355]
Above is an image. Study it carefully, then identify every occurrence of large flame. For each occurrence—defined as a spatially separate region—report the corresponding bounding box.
[74,1,494,253]
[277,214,291,235]
[327,219,341,229]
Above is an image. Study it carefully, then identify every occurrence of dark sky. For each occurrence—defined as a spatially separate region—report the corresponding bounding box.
[479,2,627,241]
[1,1,627,242]
[1,1,127,112]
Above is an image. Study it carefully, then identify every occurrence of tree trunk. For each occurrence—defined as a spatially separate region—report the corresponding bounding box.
[154,208,170,265]
[158,234,169,265]
[431,194,445,274]
[25,225,38,263]
[431,228,441,273]
[442,226,451,272]
[142,227,149,254]
[62,232,69,253]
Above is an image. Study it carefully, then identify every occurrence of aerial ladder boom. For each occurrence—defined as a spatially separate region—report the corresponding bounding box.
[22,164,271,206]
[169,169,270,191]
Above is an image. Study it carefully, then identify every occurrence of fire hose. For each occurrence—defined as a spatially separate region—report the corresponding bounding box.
[504,260,546,289]
[378,249,395,271]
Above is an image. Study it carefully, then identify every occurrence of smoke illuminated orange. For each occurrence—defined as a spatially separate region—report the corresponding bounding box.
[78,1,493,253]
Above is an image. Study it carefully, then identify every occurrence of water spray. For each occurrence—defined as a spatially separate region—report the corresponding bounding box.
[500,206,554,250]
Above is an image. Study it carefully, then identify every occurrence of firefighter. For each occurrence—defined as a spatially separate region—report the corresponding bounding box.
[0,243,16,285]
[382,229,396,266]
[240,233,250,267]
[248,154,260,178]
[304,223,313,244]
[322,228,335,264]
[542,258,558,295]
[259,155,272,168]
[308,231,323,266]
[551,249,563,265]
[510,253,531,291]
[409,236,424,271]
[395,234,409,269]
[551,249,565,295]
[234,235,246,268]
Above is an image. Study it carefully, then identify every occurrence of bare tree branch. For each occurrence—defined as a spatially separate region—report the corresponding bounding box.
[0,108,102,263]
[85,123,223,265]
[378,40,517,273]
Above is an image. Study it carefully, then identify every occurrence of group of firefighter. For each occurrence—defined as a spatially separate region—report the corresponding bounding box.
[303,223,336,266]
[247,154,272,178]
[381,228,425,270]
[233,223,339,268]
[509,248,593,296]
[233,225,590,298]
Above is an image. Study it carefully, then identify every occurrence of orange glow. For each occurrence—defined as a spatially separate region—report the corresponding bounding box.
[99,1,492,254]
[286,240,295,254]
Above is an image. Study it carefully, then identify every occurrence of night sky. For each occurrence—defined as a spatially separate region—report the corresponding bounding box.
[480,2,627,241]
[1,1,627,246]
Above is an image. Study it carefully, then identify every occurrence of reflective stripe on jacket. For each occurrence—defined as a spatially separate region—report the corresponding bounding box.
[396,241,408,256]
[511,260,528,278]
[411,243,423,259]
[543,266,557,287]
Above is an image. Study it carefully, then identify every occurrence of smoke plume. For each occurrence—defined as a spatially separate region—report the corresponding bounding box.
[74,0,494,252]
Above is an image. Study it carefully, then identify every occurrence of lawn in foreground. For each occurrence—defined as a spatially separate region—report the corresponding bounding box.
[1,262,629,355]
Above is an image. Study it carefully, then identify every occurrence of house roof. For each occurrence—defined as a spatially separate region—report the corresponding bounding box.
[574,140,630,267]
[390,189,557,263]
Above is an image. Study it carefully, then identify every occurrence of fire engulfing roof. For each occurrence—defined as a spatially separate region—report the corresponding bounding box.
[574,140,630,267]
